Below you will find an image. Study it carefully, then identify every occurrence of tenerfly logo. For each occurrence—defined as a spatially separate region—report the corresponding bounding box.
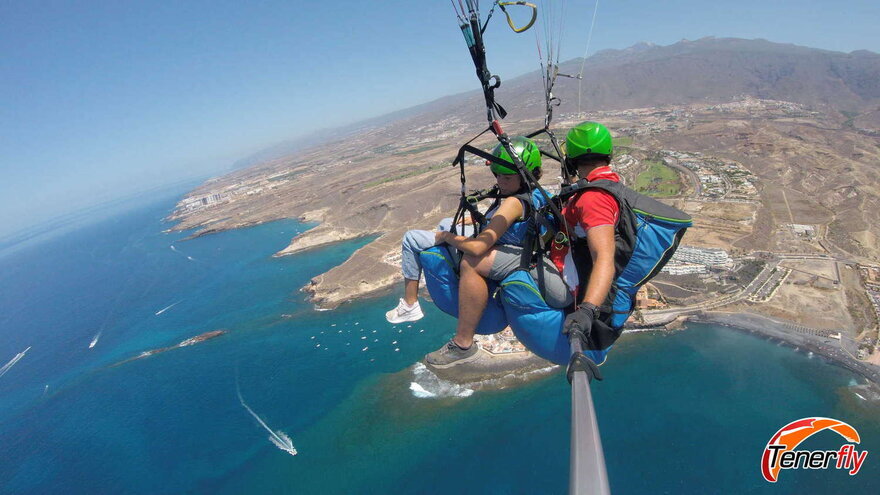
[761,417,868,482]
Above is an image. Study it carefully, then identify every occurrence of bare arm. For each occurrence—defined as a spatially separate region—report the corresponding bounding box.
[437,197,524,257]
[582,225,615,308]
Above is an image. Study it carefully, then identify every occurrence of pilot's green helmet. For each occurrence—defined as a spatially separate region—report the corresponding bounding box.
[566,121,613,159]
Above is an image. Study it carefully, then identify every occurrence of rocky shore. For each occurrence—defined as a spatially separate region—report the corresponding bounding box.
[421,310,880,395]
[112,330,227,367]
[425,348,557,387]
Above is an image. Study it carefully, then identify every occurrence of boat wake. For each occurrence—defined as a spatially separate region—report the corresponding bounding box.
[89,332,101,349]
[269,431,297,453]
[0,346,31,379]
[155,301,182,316]
[170,245,196,261]
[236,382,297,456]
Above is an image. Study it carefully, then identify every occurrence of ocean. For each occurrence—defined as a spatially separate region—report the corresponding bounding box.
[0,186,877,494]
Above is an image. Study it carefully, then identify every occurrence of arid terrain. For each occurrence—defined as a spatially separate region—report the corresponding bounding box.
[166,38,880,364]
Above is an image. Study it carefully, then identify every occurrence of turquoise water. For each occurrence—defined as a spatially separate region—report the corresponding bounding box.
[0,188,877,494]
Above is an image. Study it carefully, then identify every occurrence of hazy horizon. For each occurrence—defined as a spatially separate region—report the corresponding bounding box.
[2,0,878,237]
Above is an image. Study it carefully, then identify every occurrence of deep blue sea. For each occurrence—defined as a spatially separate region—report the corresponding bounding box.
[1,186,878,494]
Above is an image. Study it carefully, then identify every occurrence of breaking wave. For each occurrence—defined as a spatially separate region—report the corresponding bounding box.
[624,327,667,334]
[409,362,560,399]
[409,363,474,398]
[467,364,560,390]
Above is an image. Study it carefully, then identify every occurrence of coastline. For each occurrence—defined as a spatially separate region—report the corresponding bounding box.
[163,188,880,388]
[422,310,880,395]
[111,330,227,367]
[425,348,557,386]
[687,311,880,388]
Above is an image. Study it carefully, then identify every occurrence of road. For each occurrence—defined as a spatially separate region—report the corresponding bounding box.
[642,261,779,325]
[643,252,861,327]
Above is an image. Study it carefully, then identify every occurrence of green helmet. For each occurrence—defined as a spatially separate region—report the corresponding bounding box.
[565,121,613,159]
[489,136,542,175]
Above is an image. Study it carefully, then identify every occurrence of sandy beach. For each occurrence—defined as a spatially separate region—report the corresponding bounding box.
[690,311,880,388]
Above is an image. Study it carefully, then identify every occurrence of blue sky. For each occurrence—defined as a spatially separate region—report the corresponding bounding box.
[1,0,878,236]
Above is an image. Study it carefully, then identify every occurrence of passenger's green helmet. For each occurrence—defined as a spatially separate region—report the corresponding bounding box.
[565,121,613,159]
[489,136,542,175]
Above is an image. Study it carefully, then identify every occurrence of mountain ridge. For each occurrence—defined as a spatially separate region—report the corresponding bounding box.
[166,36,880,322]
[230,37,879,169]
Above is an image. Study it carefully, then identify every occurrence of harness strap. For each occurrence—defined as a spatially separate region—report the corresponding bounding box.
[450,127,494,235]
[460,9,506,121]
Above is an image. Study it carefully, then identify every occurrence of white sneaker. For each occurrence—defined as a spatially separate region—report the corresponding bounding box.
[386,299,424,324]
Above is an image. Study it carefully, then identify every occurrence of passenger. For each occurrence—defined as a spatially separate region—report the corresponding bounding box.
[385,137,546,329]
[422,137,569,368]
[424,122,618,368]
[384,218,475,324]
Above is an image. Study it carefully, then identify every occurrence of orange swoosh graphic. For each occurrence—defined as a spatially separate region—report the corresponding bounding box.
[762,417,860,482]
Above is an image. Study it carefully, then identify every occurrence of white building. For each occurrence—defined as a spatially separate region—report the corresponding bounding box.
[661,262,708,275]
[789,224,816,236]
[670,246,732,267]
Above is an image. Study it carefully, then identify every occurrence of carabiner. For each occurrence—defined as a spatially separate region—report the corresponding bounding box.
[498,1,537,33]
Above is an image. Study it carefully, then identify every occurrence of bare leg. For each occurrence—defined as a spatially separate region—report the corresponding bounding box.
[453,250,498,348]
[404,278,419,305]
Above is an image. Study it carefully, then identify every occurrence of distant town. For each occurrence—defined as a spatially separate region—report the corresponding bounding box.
[166,96,880,369]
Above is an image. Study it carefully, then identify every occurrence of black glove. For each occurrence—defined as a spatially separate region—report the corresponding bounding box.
[566,352,604,383]
[563,304,599,347]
